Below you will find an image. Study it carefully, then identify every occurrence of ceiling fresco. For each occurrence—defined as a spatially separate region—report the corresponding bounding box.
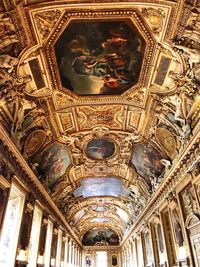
[32,143,71,191]
[131,141,165,187]
[55,20,145,95]
[86,139,116,160]
[0,0,200,246]
[73,178,129,198]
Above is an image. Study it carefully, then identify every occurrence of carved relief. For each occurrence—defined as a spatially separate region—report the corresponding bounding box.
[141,8,165,34]
[19,58,52,97]
[0,13,19,50]
[57,112,75,133]
[124,88,146,106]
[52,92,76,111]
[176,6,200,44]
[75,106,124,130]
[192,235,200,266]
[34,10,62,43]
[125,185,147,219]
[23,130,47,156]
[154,89,197,154]
[126,111,141,130]
[155,127,178,159]
[60,127,134,167]
[0,54,18,86]
[179,183,200,222]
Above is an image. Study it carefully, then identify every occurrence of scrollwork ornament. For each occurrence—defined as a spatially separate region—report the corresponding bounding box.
[91,126,110,138]
[59,133,85,166]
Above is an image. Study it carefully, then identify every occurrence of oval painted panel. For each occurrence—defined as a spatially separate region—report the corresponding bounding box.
[155,127,177,158]
[24,130,46,155]
[86,139,115,160]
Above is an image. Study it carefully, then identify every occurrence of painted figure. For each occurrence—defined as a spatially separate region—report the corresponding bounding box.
[86,139,115,160]
[85,256,91,267]
[172,209,184,247]
[55,21,144,95]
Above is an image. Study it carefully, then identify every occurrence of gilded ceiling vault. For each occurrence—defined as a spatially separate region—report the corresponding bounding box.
[0,0,199,247]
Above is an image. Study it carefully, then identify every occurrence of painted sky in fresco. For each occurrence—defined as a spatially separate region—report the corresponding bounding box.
[86,138,115,160]
[73,177,129,198]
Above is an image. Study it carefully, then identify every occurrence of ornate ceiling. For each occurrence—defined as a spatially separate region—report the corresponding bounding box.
[0,0,199,246]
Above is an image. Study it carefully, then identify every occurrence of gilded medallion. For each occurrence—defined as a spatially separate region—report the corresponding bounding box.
[155,128,177,158]
[24,130,46,155]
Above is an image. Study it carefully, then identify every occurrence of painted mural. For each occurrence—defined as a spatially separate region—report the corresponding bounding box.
[85,256,91,267]
[86,138,115,160]
[144,232,153,264]
[82,229,119,246]
[171,208,184,247]
[131,141,165,185]
[73,177,129,198]
[112,255,118,266]
[55,21,145,95]
[24,130,46,156]
[157,223,164,253]
[32,142,71,190]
